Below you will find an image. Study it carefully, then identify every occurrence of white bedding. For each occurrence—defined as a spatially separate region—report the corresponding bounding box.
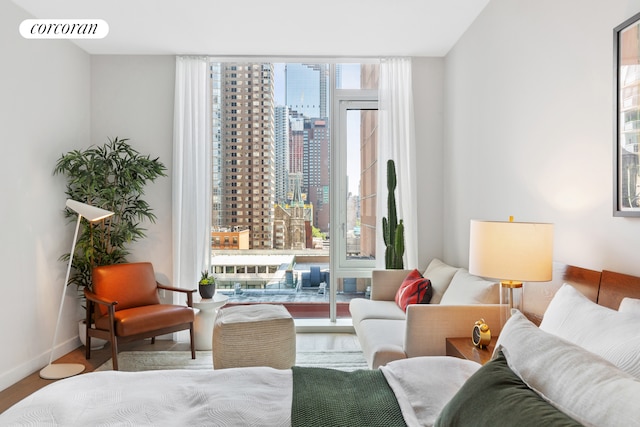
[380,356,482,427]
[1,357,481,426]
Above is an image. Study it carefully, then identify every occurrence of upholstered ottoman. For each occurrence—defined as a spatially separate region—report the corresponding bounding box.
[212,304,296,369]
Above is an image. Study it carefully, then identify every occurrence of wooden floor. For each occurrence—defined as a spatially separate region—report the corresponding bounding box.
[0,333,360,413]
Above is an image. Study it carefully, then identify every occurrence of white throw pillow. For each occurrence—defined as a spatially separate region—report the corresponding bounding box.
[438,269,499,305]
[496,310,640,427]
[619,297,640,314]
[540,283,640,379]
[422,258,460,304]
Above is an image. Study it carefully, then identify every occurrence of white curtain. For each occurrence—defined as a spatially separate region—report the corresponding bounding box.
[376,57,419,269]
[172,56,212,290]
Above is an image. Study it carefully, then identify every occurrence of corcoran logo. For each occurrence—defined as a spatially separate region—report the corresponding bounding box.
[19,19,109,39]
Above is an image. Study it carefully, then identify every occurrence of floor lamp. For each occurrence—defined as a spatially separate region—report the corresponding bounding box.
[468,217,553,327]
[40,199,114,380]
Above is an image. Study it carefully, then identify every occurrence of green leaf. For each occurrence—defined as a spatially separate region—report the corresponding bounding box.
[54,137,166,291]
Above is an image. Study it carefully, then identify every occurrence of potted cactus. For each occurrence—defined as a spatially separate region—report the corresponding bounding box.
[382,159,405,269]
[199,269,216,299]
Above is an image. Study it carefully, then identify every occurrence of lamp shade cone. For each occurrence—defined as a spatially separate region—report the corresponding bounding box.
[66,199,114,221]
[468,219,553,282]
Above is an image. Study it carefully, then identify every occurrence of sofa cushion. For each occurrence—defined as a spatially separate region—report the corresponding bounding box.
[439,269,499,305]
[96,304,194,337]
[349,299,406,325]
[395,269,433,311]
[539,283,640,379]
[354,318,407,369]
[423,258,460,304]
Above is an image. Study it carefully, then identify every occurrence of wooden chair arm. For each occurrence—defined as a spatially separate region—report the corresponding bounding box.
[84,287,117,330]
[157,283,197,294]
[156,283,197,307]
[84,287,118,307]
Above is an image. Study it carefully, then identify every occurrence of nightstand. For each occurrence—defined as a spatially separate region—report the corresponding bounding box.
[446,337,497,365]
[193,293,229,351]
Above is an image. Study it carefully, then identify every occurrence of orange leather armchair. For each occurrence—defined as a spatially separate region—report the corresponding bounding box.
[84,262,196,370]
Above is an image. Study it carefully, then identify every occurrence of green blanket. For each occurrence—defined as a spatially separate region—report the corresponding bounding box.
[291,367,407,427]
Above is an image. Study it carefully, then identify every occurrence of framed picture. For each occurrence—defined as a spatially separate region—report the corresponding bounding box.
[615,11,640,216]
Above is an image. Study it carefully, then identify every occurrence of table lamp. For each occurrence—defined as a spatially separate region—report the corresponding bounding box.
[40,199,114,380]
[468,217,553,326]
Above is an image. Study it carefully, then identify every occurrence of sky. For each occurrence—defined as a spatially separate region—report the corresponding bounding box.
[271,62,366,195]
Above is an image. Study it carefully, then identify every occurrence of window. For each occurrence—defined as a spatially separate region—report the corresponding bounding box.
[209,60,379,321]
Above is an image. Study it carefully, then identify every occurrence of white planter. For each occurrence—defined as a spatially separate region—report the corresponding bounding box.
[78,320,107,350]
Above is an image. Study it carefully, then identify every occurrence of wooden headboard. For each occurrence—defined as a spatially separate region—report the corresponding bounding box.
[599,270,640,309]
[522,263,640,325]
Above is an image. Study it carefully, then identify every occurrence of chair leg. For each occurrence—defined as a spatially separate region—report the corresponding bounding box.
[190,323,196,359]
[151,337,155,344]
[85,304,93,360]
[85,323,92,360]
[110,334,119,371]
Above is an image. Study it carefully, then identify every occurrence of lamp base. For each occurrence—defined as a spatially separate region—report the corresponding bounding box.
[39,363,85,380]
[500,281,523,326]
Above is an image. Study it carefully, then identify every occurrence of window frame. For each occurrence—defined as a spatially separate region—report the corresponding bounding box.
[209,57,380,322]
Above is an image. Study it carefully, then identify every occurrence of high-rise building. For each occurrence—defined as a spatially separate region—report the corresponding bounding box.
[284,113,329,231]
[289,114,305,176]
[283,64,330,232]
[218,62,276,249]
[211,63,224,230]
[304,118,330,232]
[285,64,328,119]
[275,105,290,204]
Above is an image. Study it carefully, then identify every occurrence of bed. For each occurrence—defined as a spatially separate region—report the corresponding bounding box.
[2,265,640,427]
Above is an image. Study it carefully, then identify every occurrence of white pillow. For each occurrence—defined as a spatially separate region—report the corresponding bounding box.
[496,310,640,427]
[422,258,460,304]
[438,269,499,305]
[619,297,640,314]
[540,283,640,379]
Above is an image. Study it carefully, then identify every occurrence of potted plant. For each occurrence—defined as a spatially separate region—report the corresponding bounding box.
[199,270,216,299]
[53,137,167,343]
[382,159,405,269]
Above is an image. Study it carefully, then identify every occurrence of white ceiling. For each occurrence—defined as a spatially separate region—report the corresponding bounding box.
[12,0,489,57]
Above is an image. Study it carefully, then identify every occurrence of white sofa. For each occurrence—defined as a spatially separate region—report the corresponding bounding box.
[349,259,504,369]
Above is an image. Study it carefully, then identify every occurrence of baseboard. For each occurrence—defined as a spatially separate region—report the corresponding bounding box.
[0,336,81,393]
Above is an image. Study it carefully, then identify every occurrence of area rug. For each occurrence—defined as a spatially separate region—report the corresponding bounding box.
[95,350,368,372]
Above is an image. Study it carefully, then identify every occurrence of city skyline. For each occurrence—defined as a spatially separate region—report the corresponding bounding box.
[210,60,375,252]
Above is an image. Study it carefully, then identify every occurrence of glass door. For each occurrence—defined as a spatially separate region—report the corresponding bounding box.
[330,97,378,320]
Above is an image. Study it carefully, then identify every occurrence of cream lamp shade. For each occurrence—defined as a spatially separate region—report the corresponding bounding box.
[469,218,553,324]
[66,199,114,222]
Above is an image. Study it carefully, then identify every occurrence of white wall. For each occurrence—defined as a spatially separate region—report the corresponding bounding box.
[90,56,175,284]
[443,0,640,275]
[412,58,445,271]
[0,1,90,390]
